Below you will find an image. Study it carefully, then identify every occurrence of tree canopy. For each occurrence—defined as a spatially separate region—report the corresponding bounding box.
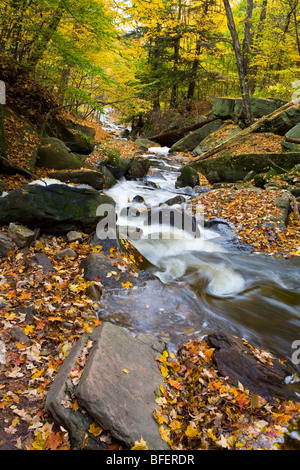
[0,0,299,120]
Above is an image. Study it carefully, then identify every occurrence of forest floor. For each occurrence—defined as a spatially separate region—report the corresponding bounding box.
[0,118,300,451]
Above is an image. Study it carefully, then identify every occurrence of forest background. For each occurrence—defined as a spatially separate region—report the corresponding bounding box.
[0,0,299,126]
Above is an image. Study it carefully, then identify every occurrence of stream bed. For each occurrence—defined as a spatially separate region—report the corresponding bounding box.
[96,127,300,383]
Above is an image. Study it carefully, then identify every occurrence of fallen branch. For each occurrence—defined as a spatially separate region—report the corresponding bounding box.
[185,100,297,169]
[149,117,220,147]
[285,136,300,144]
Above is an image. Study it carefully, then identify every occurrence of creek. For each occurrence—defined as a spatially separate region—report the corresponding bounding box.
[97,116,300,382]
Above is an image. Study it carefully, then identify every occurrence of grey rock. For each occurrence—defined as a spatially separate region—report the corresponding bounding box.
[0,184,115,234]
[207,331,297,403]
[10,326,31,345]
[169,120,224,153]
[75,322,169,449]
[191,153,300,184]
[46,323,169,450]
[36,137,83,170]
[66,231,83,243]
[55,247,77,259]
[8,223,35,248]
[29,253,55,273]
[0,232,14,257]
[45,333,106,450]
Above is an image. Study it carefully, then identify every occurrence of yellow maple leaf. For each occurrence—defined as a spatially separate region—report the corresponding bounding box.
[24,324,34,334]
[159,425,172,445]
[185,424,200,439]
[121,281,132,289]
[88,422,102,437]
[131,437,148,450]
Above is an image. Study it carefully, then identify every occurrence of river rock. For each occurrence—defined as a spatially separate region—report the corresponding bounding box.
[0,184,115,234]
[176,165,200,188]
[8,223,35,248]
[47,168,116,190]
[282,123,300,152]
[191,153,300,184]
[80,252,140,289]
[36,137,84,170]
[45,322,169,450]
[207,331,297,403]
[212,97,287,122]
[264,104,300,135]
[169,119,224,153]
[52,119,95,155]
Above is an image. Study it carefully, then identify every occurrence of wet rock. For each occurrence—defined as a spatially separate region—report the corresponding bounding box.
[191,153,300,184]
[176,165,199,188]
[8,223,35,248]
[85,283,102,301]
[47,169,115,190]
[159,195,185,206]
[207,331,297,403]
[0,184,115,234]
[80,252,140,289]
[45,322,169,450]
[126,158,151,180]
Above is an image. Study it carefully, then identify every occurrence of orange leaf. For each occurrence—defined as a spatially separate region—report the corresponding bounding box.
[44,432,63,450]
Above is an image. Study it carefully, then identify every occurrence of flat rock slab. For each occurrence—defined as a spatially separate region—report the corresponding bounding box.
[46,322,169,450]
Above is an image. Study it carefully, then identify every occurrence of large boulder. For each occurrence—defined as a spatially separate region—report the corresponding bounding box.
[212,97,287,122]
[234,97,286,120]
[51,119,95,155]
[282,123,300,152]
[175,165,200,188]
[0,183,115,234]
[100,156,150,180]
[45,322,169,450]
[192,153,300,184]
[264,105,300,135]
[36,137,84,170]
[169,119,224,153]
[47,168,116,190]
[212,97,236,118]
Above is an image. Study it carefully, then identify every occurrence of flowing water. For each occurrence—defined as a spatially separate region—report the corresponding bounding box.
[97,139,300,382]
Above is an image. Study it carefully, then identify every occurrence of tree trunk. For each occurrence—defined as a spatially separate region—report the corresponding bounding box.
[186,38,201,105]
[149,116,219,147]
[26,1,65,70]
[223,0,253,125]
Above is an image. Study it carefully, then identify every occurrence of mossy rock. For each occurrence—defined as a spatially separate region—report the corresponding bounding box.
[176,165,199,188]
